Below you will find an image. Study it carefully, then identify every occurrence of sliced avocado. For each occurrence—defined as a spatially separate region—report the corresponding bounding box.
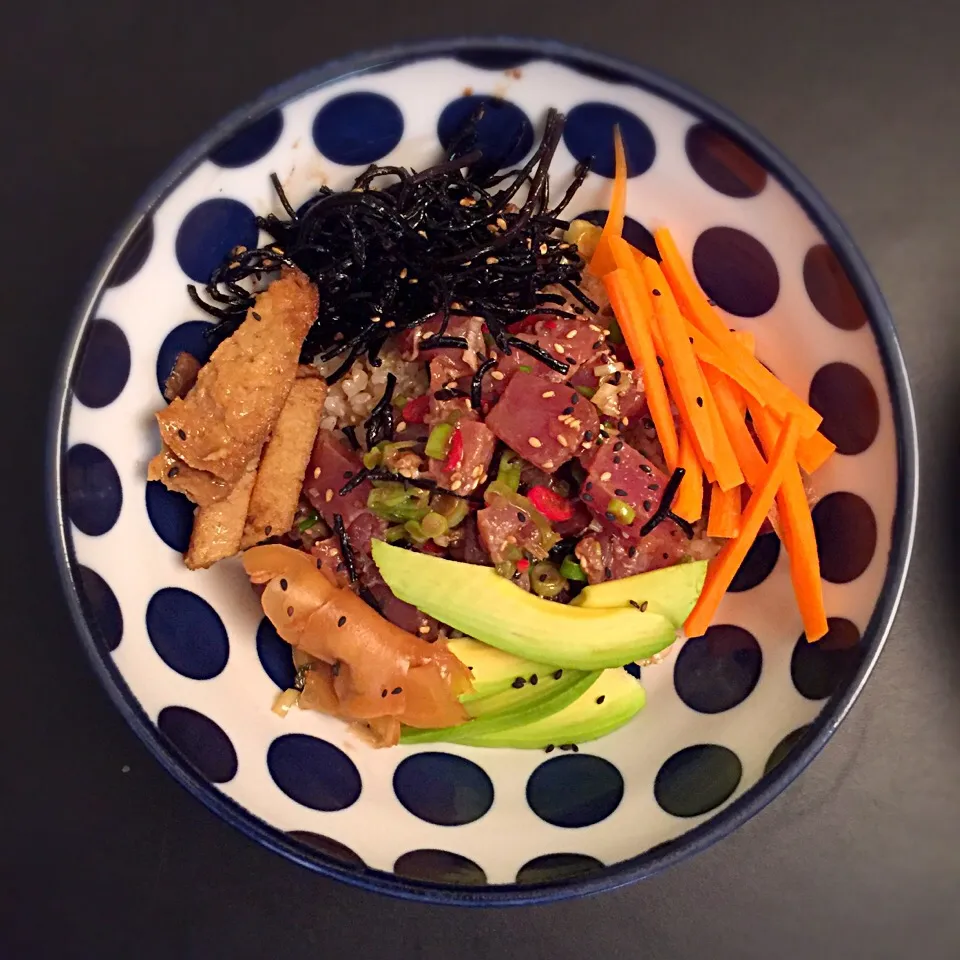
[455,668,645,749]
[464,667,586,719]
[571,560,707,628]
[372,540,677,670]
[400,670,598,745]
[447,638,557,701]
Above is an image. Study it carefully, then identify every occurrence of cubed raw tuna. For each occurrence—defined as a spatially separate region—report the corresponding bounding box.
[486,372,600,473]
[426,356,476,426]
[304,431,371,527]
[427,418,496,495]
[477,493,553,563]
[575,520,692,583]
[580,439,669,540]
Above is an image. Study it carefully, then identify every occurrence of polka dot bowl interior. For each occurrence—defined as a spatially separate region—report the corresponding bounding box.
[49,38,917,904]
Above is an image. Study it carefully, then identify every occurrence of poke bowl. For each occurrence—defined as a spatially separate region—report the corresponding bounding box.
[49,37,917,904]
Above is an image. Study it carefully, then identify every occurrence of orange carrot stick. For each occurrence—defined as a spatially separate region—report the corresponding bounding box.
[655,227,823,438]
[794,428,836,475]
[707,482,742,538]
[702,367,767,488]
[685,317,765,406]
[749,403,829,642]
[698,359,745,492]
[673,430,704,522]
[639,258,716,466]
[685,415,800,638]
[732,330,756,355]
[604,268,680,469]
[588,127,626,278]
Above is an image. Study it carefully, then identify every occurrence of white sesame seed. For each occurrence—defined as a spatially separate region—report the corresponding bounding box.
[557,435,569,448]
[480,473,488,483]
[471,465,483,478]
[528,437,542,448]
[542,461,554,469]
[419,625,431,634]
[399,267,408,278]
[497,217,507,230]
[621,417,630,426]
[582,442,593,450]
[408,278,419,284]
[600,471,612,481]
[542,390,556,398]
[396,422,407,433]
[565,329,578,339]
[313,467,321,479]
[486,257,498,265]
[446,381,458,390]
[418,230,428,238]
[539,243,548,255]
[554,344,565,354]
[371,316,381,323]
[385,320,396,328]
[491,370,505,380]
[589,324,602,333]
[459,197,476,207]
[325,489,334,502]
[451,479,463,490]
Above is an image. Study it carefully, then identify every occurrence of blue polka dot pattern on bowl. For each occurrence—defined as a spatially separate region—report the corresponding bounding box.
[268,734,361,811]
[728,532,780,593]
[685,124,768,198]
[791,618,863,700]
[312,92,403,166]
[175,198,258,284]
[455,49,532,70]
[764,726,810,775]
[526,755,623,828]
[256,616,296,690]
[145,482,194,553]
[577,209,658,260]
[209,109,284,168]
[655,744,743,818]
[74,319,130,409]
[674,625,762,714]
[808,362,880,455]
[812,493,877,584]
[105,217,153,288]
[158,706,238,783]
[288,831,365,867]
[803,244,868,330]
[76,565,123,653]
[393,752,493,826]
[155,320,215,398]
[516,853,604,884]
[437,95,532,170]
[693,226,779,317]
[146,587,229,680]
[66,443,122,536]
[563,103,655,179]
[394,849,487,886]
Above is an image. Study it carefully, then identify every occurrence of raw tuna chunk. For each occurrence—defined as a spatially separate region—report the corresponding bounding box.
[581,439,669,540]
[575,520,691,583]
[427,418,496,495]
[447,514,491,566]
[476,493,553,563]
[426,356,475,426]
[400,315,485,371]
[486,372,600,473]
[304,431,371,527]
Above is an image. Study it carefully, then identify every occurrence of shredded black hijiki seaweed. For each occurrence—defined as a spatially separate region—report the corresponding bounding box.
[189,108,592,384]
[639,468,695,539]
[333,514,358,583]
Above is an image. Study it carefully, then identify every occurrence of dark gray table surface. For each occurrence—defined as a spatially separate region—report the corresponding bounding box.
[3,1,958,957]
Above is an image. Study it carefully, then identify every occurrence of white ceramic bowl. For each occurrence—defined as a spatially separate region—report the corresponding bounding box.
[49,38,917,904]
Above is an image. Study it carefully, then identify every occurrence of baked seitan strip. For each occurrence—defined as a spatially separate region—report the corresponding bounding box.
[147,446,231,507]
[184,467,258,570]
[155,269,318,484]
[241,371,327,548]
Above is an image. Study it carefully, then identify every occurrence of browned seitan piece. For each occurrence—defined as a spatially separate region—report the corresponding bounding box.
[162,351,202,402]
[184,467,258,570]
[240,370,327,549]
[147,446,232,507]
[155,269,319,485]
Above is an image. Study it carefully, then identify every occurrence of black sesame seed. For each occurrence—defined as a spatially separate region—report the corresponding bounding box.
[596,695,606,705]
[571,744,579,752]
[517,512,527,523]
[332,660,340,676]
[656,356,664,367]
[640,601,649,612]
[279,578,288,591]
[585,481,593,490]
[582,492,593,502]
[381,689,388,698]
[252,311,262,321]
[689,336,695,344]
[167,467,179,479]
[615,488,627,497]
[264,525,272,536]
[652,289,661,297]
[316,558,323,569]
[613,455,621,465]
[649,483,660,491]
[604,567,612,580]
[605,511,615,522]
[562,406,574,415]
[592,340,602,349]
[529,674,538,685]
[177,429,186,440]
[392,686,402,695]
[643,500,652,511]
[696,396,704,408]
[583,430,593,441]
[344,470,354,478]
[571,393,580,405]
[337,615,347,627]
[553,669,563,680]
[512,677,526,689]
[614,441,623,452]
[286,606,294,617]
[628,546,637,558]
[336,561,345,572]
[663,552,669,560]
[629,599,641,610]
[643,417,655,430]
[545,745,555,753]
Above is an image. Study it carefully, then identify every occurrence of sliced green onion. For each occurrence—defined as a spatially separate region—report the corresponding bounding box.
[404,519,429,544]
[531,561,567,598]
[559,555,587,581]
[432,493,469,528]
[518,364,533,374]
[607,497,636,525]
[495,560,517,579]
[384,524,407,543]
[425,422,454,459]
[496,450,522,492]
[576,385,596,399]
[421,512,448,538]
[297,510,320,533]
[368,482,430,522]
[606,316,624,345]
[362,448,382,469]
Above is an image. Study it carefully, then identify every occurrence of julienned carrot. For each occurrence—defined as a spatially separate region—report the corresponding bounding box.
[697,358,745,492]
[639,258,716,467]
[685,415,800,638]
[732,330,756,355]
[794,428,836,475]
[655,227,823,438]
[604,268,680,469]
[749,403,829,642]
[702,366,767,487]
[588,127,627,278]
[674,430,704,522]
[685,317,765,406]
[707,482,741,538]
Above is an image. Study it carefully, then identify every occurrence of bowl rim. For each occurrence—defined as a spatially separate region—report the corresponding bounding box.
[46,35,919,906]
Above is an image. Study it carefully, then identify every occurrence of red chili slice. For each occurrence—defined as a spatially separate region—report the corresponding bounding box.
[516,558,530,572]
[528,484,574,522]
[443,426,464,473]
[401,394,430,424]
